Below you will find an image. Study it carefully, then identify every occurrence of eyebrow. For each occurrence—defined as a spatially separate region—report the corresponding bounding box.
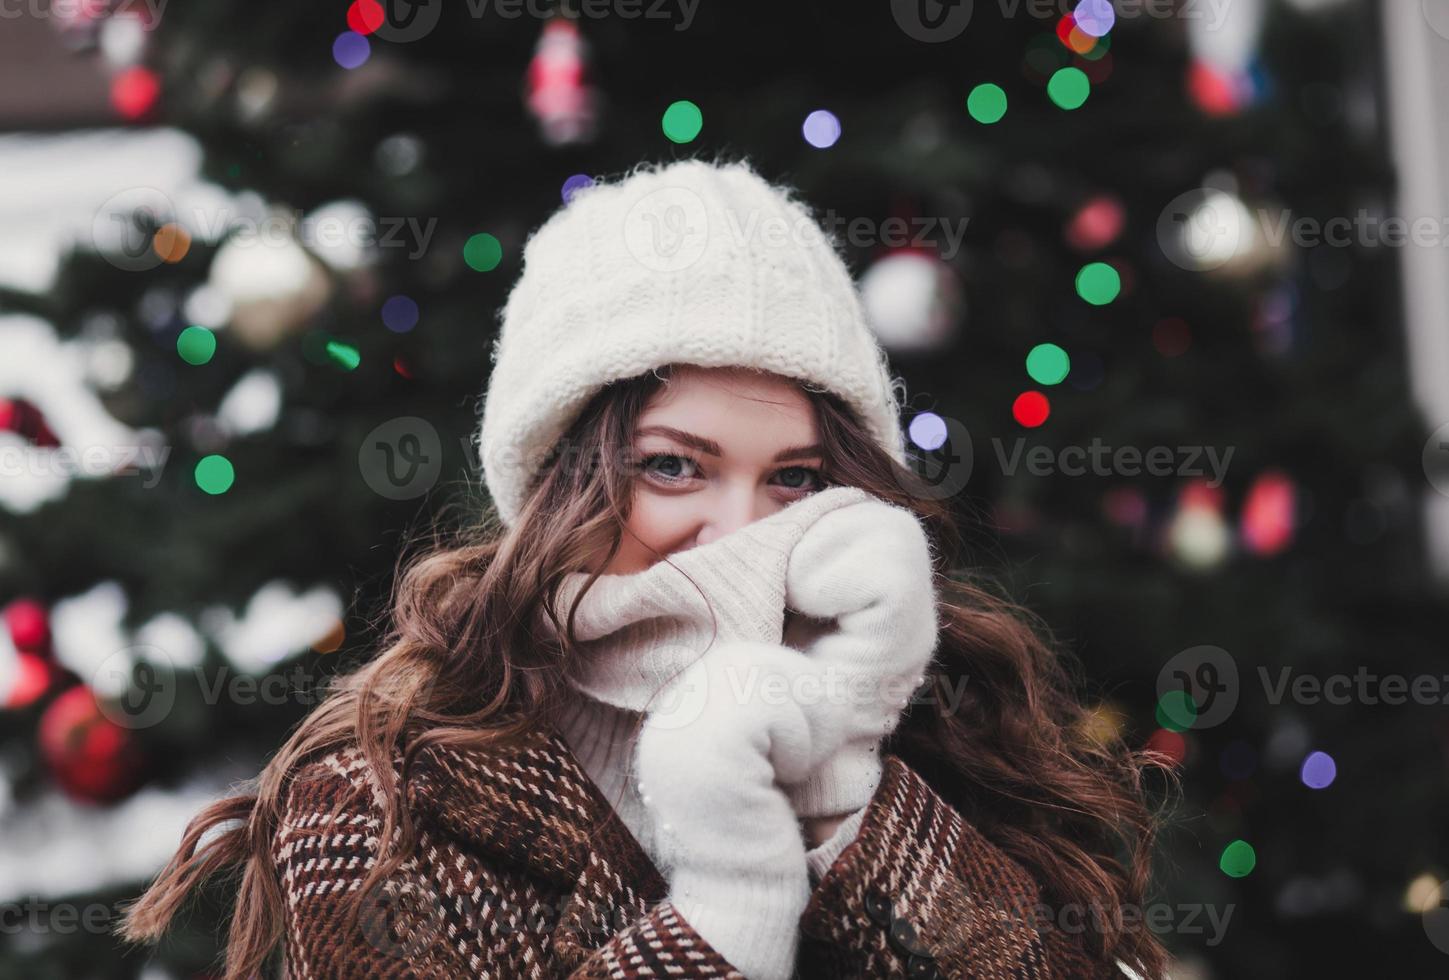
[634,425,824,463]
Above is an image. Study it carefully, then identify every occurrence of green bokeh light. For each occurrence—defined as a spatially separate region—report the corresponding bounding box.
[1219,839,1257,878]
[661,100,703,143]
[1048,67,1091,110]
[325,340,360,371]
[1155,690,1198,732]
[176,325,216,365]
[195,454,235,495]
[1075,262,1121,305]
[463,233,502,272]
[967,84,1008,124]
[1025,343,1070,385]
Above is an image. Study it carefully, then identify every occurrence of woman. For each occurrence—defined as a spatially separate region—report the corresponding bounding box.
[119,159,1172,979]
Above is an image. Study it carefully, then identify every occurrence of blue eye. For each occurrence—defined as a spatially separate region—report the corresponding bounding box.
[640,453,697,483]
[636,453,826,494]
[777,466,823,490]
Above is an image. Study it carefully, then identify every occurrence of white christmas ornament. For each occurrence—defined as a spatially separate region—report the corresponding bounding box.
[303,199,378,272]
[858,251,961,353]
[209,223,331,350]
[217,369,282,436]
[202,581,344,674]
[1187,0,1265,75]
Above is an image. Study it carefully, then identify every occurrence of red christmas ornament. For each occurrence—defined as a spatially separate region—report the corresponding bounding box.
[1065,195,1125,253]
[1145,728,1188,767]
[111,66,161,121]
[346,0,385,35]
[1240,469,1296,556]
[1187,58,1248,117]
[0,397,60,447]
[37,685,146,804]
[1012,391,1051,428]
[2,651,54,709]
[5,598,51,655]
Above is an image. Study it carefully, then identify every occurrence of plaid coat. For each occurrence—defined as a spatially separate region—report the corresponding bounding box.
[272,725,1126,979]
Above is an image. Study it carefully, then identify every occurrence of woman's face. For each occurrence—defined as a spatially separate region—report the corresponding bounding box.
[599,364,827,575]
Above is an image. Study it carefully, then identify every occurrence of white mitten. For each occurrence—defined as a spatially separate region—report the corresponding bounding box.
[780,496,940,817]
[633,640,820,980]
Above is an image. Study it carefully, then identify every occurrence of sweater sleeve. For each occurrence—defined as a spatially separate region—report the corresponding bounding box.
[804,804,868,884]
[796,753,1125,980]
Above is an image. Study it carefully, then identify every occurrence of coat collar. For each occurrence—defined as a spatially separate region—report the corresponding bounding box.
[400,723,665,895]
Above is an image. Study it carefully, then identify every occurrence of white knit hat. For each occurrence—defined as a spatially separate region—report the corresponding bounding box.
[477,157,910,528]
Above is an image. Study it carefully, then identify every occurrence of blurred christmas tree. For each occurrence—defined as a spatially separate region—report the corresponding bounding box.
[1,1,1445,977]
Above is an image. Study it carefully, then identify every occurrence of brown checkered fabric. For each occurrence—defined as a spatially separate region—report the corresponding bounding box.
[272,726,1124,978]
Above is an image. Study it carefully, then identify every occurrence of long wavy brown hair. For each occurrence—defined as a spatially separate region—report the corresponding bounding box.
[117,362,1175,979]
